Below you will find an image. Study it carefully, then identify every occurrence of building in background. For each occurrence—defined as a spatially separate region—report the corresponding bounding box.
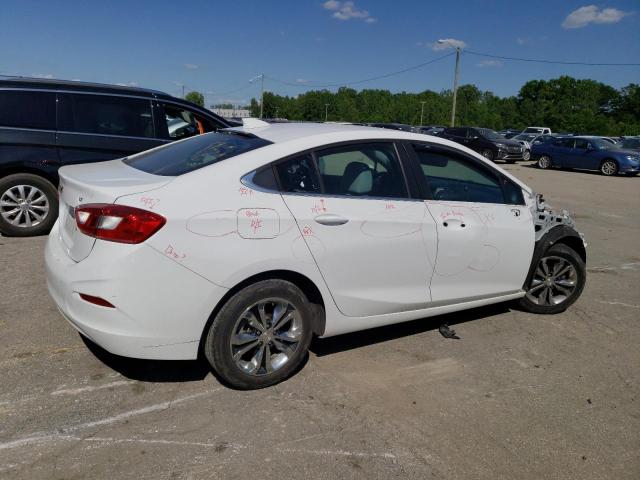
[210,107,251,119]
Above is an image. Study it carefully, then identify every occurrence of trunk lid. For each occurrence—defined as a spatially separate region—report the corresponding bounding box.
[57,159,172,262]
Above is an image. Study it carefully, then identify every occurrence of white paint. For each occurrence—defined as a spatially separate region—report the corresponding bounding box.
[597,300,640,309]
[51,380,136,396]
[0,389,221,451]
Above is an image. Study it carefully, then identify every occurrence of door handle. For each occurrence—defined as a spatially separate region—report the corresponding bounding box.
[314,213,349,226]
[442,219,466,228]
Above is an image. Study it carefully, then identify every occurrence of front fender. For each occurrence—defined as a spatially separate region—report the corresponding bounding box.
[523,225,586,290]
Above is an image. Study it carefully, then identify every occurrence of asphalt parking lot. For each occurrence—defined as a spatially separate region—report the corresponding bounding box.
[1,163,639,480]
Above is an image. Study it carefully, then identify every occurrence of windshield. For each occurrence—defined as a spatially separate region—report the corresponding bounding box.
[524,127,543,133]
[477,128,505,141]
[124,131,272,176]
[514,134,536,142]
[589,138,620,151]
[621,138,640,149]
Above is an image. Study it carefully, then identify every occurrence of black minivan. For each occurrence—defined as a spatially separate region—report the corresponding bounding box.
[437,127,524,163]
[0,78,232,236]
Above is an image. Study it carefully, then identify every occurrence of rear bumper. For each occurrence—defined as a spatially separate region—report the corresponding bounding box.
[45,221,228,360]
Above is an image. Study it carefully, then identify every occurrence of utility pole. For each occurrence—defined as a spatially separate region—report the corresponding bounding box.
[259,74,265,119]
[450,47,461,127]
[419,101,426,126]
[275,107,279,119]
[324,103,329,122]
[182,84,185,99]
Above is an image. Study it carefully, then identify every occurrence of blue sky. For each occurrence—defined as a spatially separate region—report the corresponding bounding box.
[1,0,638,106]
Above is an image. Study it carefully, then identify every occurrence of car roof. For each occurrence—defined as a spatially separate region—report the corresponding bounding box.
[0,76,168,98]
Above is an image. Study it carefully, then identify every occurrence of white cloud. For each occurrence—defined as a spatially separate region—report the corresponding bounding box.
[32,73,54,79]
[296,78,309,83]
[430,38,467,51]
[184,63,199,70]
[323,1,376,23]
[516,37,530,45]
[562,5,631,29]
[477,60,502,68]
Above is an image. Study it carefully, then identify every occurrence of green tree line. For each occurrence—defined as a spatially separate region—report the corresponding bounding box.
[246,76,639,135]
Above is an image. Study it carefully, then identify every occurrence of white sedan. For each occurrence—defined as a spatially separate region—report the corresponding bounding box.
[45,120,587,389]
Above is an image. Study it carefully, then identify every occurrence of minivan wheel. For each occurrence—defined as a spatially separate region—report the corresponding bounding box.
[204,279,313,389]
[537,155,551,169]
[481,149,495,161]
[518,244,586,315]
[600,159,618,176]
[523,150,531,161]
[0,174,58,237]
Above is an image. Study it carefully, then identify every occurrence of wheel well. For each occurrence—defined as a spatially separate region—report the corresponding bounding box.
[555,235,586,263]
[0,166,58,187]
[198,270,327,355]
[600,158,618,168]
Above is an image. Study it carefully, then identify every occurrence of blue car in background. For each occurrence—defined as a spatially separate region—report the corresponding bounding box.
[532,136,640,176]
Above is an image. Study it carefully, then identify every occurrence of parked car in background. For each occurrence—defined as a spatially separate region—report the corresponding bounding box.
[512,133,557,161]
[620,137,640,152]
[0,78,230,236]
[499,129,521,139]
[45,120,586,389]
[369,123,414,132]
[523,126,552,135]
[437,126,525,163]
[532,136,640,176]
[414,125,446,135]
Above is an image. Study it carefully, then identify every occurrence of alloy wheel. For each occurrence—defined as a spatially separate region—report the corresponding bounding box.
[538,156,551,169]
[230,298,303,376]
[0,184,50,228]
[523,150,531,161]
[601,160,617,176]
[525,255,578,306]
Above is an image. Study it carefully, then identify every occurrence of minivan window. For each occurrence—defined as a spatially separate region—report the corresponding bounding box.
[124,131,271,176]
[159,103,220,140]
[0,91,56,130]
[58,93,154,138]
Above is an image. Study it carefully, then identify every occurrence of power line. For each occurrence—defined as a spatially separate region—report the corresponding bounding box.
[266,51,455,89]
[465,50,640,67]
[206,81,255,96]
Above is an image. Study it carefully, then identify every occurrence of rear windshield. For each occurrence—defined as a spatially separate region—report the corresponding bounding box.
[124,131,271,176]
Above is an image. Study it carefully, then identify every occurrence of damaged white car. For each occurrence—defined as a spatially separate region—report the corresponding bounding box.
[45,120,586,389]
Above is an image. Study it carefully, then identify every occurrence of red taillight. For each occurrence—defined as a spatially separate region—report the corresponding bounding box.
[79,293,115,308]
[75,203,165,244]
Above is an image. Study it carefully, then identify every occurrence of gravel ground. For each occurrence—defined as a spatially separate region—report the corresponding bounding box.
[0,163,638,479]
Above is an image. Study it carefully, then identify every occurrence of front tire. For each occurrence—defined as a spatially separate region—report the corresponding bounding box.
[0,173,58,237]
[481,149,495,161]
[600,159,618,176]
[537,155,551,169]
[204,280,313,389]
[518,244,586,314]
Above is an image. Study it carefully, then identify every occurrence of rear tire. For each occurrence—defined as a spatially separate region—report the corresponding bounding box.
[518,244,586,314]
[0,173,58,237]
[537,155,551,169]
[600,159,618,176]
[204,279,313,390]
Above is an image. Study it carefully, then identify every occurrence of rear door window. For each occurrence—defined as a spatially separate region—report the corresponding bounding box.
[0,90,56,130]
[58,93,154,137]
[315,143,407,198]
[124,131,271,176]
[275,154,321,194]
